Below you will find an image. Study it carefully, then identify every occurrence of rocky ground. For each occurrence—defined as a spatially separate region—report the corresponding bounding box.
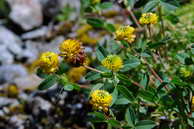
[0,0,92,128]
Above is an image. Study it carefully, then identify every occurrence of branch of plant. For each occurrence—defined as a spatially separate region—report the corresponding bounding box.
[142,58,169,91]
[130,79,144,89]
[80,84,90,89]
[126,9,142,30]
[83,64,144,89]
[83,64,104,74]
[158,5,165,37]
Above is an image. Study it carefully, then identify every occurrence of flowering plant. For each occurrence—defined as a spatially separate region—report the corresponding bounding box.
[36,0,194,128]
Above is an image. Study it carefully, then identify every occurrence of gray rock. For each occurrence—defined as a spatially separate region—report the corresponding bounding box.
[18,40,40,63]
[29,97,52,116]
[0,26,23,55]
[0,97,18,107]
[7,0,43,30]
[24,36,64,54]
[0,64,28,84]
[9,115,26,129]
[0,26,39,64]
[21,26,49,39]
[0,44,14,64]
[41,36,64,53]
[14,74,42,90]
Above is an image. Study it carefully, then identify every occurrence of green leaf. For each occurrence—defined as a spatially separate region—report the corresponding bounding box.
[91,83,103,91]
[156,82,168,93]
[138,90,157,102]
[120,40,129,48]
[125,107,136,127]
[135,120,156,129]
[71,83,80,90]
[104,23,116,32]
[38,75,58,90]
[117,85,135,101]
[140,74,149,88]
[117,74,132,86]
[57,62,69,74]
[124,0,136,9]
[36,68,48,79]
[98,2,113,9]
[85,71,101,81]
[87,18,104,28]
[121,59,140,72]
[115,98,130,105]
[96,45,108,61]
[107,119,121,128]
[88,112,106,121]
[159,95,174,107]
[148,37,171,49]
[143,0,159,13]
[111,88,118,106]
[160,2,177,11]
[63,84,74,91]
[101,72,113,78]
[171,77,187,86]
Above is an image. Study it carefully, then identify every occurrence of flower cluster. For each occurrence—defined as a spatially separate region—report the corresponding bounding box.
[115,25,136,43]
[37,51,59,73]
[59,39,85,64]
[68,66,87,82]
[89,90,112,112]
[102,55,123,71]
[139,13,158,25]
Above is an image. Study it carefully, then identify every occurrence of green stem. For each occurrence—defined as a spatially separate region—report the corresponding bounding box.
[158,5,165,37]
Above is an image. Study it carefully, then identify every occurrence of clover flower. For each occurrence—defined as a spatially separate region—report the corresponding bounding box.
[68,66,87,82]
[102,55,123,71]
[37,51,59,73]
[89,90,112,112]
[115,25,136,43]
[59,39,85,64]
[139,13,158,25]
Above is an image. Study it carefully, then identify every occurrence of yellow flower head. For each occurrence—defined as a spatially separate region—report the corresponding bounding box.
[90,90,112,112]
[59,39,85,64]
[38,51,59,73]
[102,55,123,71]
[68,66,87,82]
[179,67,192,78]
[115,25,136,43]
[92,0,101,4]
[139,13,158,25]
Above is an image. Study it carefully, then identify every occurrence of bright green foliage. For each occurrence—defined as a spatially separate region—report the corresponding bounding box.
[37,1,194,129]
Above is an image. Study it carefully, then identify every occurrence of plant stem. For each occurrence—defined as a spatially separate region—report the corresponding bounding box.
[80,84,90,89]
[130,79,144,89]
[158,5,165,37]
[83,64,104,74]
[148,24,152,39]
[142,58,169,91]
[127,9,142,30]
